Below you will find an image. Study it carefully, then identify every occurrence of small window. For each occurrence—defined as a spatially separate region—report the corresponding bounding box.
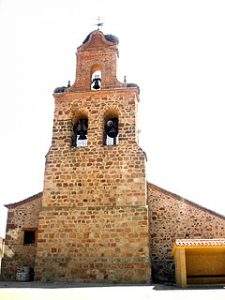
[71,117,88,148]
[24,230,35,245]
[104,117,119,146]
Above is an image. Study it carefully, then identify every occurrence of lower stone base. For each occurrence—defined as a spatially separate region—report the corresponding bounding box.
[1,245,36,281]
[35,256,150,283]
[1,258,17,280]
[151,259,175,283]
[35,206,151,283]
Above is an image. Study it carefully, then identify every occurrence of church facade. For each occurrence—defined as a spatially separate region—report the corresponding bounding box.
[2,30,225,285]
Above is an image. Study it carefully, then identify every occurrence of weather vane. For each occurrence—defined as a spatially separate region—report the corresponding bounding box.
[95,16,104,30]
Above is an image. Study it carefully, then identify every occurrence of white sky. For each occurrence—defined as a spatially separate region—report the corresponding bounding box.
[0,0,225,237]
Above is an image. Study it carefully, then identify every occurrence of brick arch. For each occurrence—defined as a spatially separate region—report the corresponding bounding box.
[90,64,102,76]
[103,107,120,119]
[72,110,89,123]
[70,109,89,132]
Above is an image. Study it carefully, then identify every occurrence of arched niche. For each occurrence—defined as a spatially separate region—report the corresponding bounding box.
[90,64,102,90]
[103,109,119,146]
[71,112,89,148]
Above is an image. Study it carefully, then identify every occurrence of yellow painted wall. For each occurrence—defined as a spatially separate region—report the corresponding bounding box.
[174,247,225,286]
[185,248,225,285]
[186,249,225,276]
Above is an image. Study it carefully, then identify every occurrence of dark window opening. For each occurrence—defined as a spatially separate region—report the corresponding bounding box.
[24,230,35,245]
[71,118,88,147]
[104,117,118,146]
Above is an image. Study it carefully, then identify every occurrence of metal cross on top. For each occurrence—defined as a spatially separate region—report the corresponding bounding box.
[95,16,104,30]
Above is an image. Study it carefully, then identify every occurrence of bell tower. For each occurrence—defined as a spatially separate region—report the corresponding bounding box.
[72,30,122,91]
[35,30,150,283]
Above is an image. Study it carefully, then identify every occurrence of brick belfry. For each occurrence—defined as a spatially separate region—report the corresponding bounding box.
[35,30,150,282]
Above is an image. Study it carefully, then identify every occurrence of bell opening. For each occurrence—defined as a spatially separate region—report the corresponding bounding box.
[104,117,119,146]
[72,117,88,148]
[91,70,102,90]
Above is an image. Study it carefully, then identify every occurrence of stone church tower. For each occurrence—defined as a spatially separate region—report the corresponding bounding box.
[2,29,225,286]
[34,30,150,282]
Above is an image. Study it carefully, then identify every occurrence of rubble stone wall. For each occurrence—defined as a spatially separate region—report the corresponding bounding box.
[147,183,225,283]
[1,196,42,280]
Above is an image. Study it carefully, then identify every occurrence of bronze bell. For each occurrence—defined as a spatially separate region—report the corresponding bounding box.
[92,76,101,90]
[78,133,87,140]
[75,119,88,140]
[105,118,118,138]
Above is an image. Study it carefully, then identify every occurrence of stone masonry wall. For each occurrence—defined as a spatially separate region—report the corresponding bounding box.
[1,194,42,280]
[35,206,149,282]
[147,183,225,283]
[42,89,144,208]
[43,145,145,208]
[35,88,150,282]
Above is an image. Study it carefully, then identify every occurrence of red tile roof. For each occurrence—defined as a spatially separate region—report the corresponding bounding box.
[4,192,43,209]
[174,238,225,247]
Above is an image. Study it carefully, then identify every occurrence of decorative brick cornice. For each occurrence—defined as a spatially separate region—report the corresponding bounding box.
[4,192,43,209]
